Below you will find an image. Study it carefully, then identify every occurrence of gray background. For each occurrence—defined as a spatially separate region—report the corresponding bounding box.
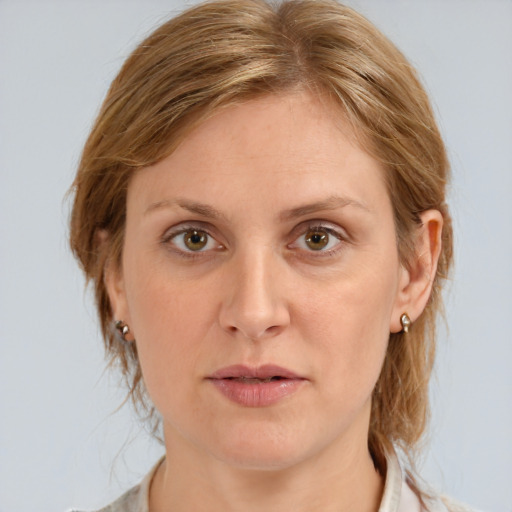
[0,1,511,511]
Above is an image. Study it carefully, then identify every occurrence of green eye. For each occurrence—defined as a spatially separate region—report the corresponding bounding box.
[183,230,208,251]
[305,230,329,251]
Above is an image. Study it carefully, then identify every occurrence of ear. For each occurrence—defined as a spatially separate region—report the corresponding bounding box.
[98,230,133,338]
[390,210,443,333]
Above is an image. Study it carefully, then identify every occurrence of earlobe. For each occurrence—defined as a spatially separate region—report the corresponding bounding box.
[390,210,443,332]
[105,267,135,342]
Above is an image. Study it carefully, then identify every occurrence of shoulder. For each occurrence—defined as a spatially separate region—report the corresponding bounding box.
[67,456,164,512]
[67,483,143,512]
[385,448,481,512]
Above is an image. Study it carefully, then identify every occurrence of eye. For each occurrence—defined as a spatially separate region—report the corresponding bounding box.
[291,225,344,254]
[166,227,221,253]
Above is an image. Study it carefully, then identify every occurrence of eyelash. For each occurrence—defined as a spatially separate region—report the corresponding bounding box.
[161,222,347,259]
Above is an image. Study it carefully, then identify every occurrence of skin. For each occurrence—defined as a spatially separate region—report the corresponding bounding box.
[106,92,442,512]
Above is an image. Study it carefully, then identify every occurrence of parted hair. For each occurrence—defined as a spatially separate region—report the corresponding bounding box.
[69,0,452,476]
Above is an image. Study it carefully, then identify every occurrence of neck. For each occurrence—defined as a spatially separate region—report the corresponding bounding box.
[149,429,384,512]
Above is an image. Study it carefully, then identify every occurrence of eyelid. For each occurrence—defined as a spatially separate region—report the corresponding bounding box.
[162,222,204,241]
[291,220,348,239]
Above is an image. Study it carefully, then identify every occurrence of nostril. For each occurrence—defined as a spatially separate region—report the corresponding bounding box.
[263,325,284,336]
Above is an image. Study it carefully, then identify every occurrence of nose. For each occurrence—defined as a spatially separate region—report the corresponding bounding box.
[218,248,290,341]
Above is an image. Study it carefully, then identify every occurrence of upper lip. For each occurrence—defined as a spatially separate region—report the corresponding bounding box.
[208,364,305,380]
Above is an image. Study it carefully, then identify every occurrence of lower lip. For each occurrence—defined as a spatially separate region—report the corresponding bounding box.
[208,378,305,407]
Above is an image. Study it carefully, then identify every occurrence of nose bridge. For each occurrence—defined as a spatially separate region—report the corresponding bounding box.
[219,241,289,340]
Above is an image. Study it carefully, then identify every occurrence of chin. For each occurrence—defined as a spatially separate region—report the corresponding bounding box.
[206,422,318,472]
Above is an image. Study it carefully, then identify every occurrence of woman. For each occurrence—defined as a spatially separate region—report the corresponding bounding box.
[69,0,474,510]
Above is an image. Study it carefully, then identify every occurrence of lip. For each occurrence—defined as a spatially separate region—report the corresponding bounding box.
[207,364,307,407]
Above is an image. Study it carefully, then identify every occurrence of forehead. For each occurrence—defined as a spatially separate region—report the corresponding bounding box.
[175,92,360,167]
[127,91,389,217]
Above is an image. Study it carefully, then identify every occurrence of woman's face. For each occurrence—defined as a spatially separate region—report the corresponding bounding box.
[107,92,412,470]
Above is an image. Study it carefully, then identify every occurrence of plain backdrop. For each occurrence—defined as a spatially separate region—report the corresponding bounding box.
[0,1,511,511]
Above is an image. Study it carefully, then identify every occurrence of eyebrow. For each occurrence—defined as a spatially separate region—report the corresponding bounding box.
[144,198,226,220]
[144,195,371,220]
[279,195,371,221]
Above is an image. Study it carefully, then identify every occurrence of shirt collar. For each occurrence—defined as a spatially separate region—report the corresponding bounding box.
[379,449,422,512]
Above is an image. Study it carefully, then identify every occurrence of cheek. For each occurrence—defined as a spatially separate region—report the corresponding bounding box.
[125,242,216,335]
[122,259,218,399]
[297,254,399,391]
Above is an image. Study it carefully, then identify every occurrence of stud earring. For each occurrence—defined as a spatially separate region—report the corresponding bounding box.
[115,320,132,342]
[400,313,411,333]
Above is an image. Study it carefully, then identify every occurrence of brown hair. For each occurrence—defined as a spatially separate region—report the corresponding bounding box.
[69,0,452,478]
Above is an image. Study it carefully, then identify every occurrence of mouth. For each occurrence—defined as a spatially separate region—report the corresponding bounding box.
[208,364,305,381]
[206,364,307,407]
[225,376,287,383]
